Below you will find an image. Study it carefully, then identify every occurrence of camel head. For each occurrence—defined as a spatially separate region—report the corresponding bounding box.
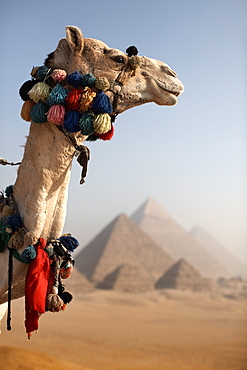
[45,26,184,114]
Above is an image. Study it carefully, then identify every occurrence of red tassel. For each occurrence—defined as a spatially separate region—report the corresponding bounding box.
[66,88,82,111]
[97,125,114,141]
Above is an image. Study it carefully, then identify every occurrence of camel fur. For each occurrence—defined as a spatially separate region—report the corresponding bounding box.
[0,26,183,314]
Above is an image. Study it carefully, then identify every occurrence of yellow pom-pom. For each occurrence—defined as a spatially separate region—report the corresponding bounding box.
[93,114,111,134]
[2,205,14,217]
[8,233,24,250]
[95,77,110,91]
[20,100,35,121]
[28,82,51,103]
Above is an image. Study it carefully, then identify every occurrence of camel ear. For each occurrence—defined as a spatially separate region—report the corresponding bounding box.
[66,26,84,54]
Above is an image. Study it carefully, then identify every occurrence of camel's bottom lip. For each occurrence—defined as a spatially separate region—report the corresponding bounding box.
[155,80,182,97]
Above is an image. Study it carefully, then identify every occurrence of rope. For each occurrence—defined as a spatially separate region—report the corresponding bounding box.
[7,248,13,330]
[0,158,21,166]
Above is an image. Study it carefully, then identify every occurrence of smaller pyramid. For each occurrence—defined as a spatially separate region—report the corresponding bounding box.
[155,258,213,292]
[64,267,94,294]
[97,264,154,292]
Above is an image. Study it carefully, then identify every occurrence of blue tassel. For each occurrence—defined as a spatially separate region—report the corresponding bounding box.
[92,91,113,114]
[30,102,49,124]
[47,84,68,106]
[64,111,80,132]
[79,112,94,135]
[67,71,83,87]
[7,214,23,231]
[20,245,36,263]
[37,66,50,81]
[58,235,79,252]
[5,185,13,197]
[81,73,96,88]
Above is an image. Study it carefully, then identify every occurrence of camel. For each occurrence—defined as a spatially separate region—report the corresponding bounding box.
[0,26,183,323]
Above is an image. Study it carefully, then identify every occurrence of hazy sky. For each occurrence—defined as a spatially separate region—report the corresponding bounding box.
[0,0,246,263]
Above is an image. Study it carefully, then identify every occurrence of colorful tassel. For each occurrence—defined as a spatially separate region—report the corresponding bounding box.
[92,91,113,114]
[51,69,67,82]
[28,82,51,103]
[5,185,13,197]
[93,113,112,134]
[1,206,14,217]
[47,83,68,106]
[79,87,96,112]
[79,112,94,135]
[95,77,110,91]
[64,111,80,132]
[67,71,83,87]
[47,105,65,125]
[30,66,40,78]
[58,235,79,252]
[81,73,96,88]
[20,245,37,263]
[36,66,50,81]
[19,80,39,101]
[86,134,98,142]
[20,100,35,122]
[30,102,49,124]
[46,293,64,312]
[97,124,115,141]
[60,261,73,279]
[8,234,24,250]
[58,290,73,304]
[8,214,23,231]
[66,88,82,111]
[126,46,138,57]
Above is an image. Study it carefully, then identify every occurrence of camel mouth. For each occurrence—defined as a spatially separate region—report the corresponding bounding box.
[155,80,181,97]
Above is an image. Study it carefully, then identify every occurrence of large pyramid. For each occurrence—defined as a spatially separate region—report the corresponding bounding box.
[190,226,247,277]
[131,198,229,279]
[155,258,214,292]
[75,213,174,284]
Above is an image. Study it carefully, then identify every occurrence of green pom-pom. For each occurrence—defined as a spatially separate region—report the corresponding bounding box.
[79,112,94,135]
[30,102,49,124]
[81,73,96,88]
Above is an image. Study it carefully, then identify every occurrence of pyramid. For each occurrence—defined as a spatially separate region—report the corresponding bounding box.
[64,267,94,294]
[155,258,214,292]
[97,264,154,292]
[131,198,229,279]
[190,226,247,277]
[75,213,174,284]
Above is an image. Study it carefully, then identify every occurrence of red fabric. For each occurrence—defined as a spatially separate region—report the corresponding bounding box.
[25,238,50,337]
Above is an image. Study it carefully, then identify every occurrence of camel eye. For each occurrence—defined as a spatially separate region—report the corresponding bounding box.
[114,55,125,64]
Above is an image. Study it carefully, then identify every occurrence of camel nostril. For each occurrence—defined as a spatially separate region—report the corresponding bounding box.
[161,65,177,78]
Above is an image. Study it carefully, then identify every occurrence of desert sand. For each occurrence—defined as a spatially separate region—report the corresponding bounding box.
[0,289,247,370]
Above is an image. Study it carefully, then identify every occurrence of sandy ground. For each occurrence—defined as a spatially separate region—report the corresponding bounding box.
[0,289,247,370]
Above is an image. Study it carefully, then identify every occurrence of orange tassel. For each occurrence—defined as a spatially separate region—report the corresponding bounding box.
[79,87,96,112]
[20,100,35,121]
